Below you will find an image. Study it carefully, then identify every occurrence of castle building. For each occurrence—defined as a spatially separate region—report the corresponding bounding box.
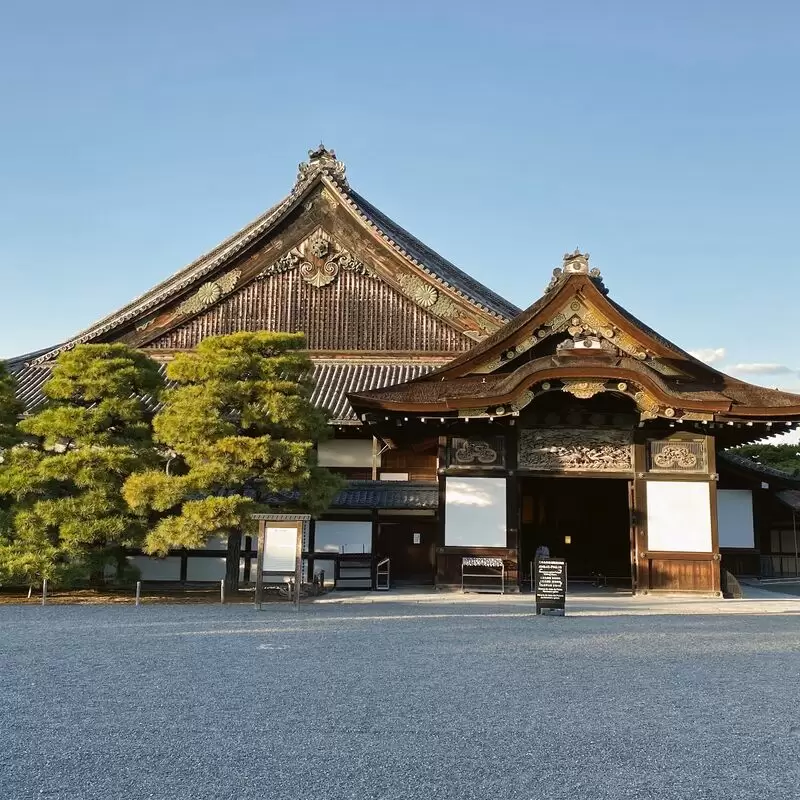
[8,147,800,593]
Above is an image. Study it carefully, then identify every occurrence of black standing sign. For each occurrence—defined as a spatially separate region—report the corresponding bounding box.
[535,558,567,616]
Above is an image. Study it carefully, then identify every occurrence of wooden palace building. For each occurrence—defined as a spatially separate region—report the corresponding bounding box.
[8,145,800,594]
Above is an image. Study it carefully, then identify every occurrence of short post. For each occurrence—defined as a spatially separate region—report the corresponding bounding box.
[135,581,142,607]
[41,578,48,606]
[220,578,225,605]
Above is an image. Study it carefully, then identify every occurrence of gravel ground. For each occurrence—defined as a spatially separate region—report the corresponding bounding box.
[2,602,800,800]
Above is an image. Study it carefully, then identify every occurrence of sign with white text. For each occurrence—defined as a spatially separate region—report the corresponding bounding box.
[535,558,566,616]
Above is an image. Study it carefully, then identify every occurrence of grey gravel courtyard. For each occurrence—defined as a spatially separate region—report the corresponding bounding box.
[2,600,800,800]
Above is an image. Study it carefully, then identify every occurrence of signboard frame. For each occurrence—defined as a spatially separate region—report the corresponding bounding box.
[252,514,311,611]
[535,557,567,616]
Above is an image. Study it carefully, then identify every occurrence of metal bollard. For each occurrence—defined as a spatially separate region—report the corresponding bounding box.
[220,579,225,604]
[41,578,48,606]
[135,581,141,607]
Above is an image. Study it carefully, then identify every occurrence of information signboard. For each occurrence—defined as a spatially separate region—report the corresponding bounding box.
[535,558,566,616]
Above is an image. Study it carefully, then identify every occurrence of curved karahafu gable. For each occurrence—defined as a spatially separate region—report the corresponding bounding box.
[348,250,800,431]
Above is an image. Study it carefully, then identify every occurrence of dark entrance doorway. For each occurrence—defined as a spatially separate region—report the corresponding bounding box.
[375,519,436,585]
[519,477,632,588]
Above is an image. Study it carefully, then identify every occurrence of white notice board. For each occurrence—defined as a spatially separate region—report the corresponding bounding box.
[263,526,298,572]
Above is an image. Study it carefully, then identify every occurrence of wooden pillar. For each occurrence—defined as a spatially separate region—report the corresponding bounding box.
[435,434,447,589]
[631,435,649,594]
[506,424,520,587]
[371,508,379,590]
[707,434,722,596]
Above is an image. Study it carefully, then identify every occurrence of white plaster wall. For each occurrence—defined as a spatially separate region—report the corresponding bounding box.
[314,521,372,555]
[129,556,181,581]
[717,490,755,549]
[185,557,227,582]
[317,439,377,468]
[445,477,507,547]
[646,481,713,553]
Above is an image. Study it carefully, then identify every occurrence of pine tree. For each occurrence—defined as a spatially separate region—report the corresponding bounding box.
[0,362,24,583]
[123,331,341,591]
[0,344,163,587]
[729,444,800,475]
[0,362,22,450]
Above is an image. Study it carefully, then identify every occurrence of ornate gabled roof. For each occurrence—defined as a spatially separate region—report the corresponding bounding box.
[345,190,520,320]
[349,251,800,425]
[20,146,515,367]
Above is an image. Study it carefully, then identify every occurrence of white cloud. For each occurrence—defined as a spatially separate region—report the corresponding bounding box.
[689,347,726,364]
[726,363,797,376]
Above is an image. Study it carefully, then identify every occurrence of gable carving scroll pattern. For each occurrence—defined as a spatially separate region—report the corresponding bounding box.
[258,230,378,289]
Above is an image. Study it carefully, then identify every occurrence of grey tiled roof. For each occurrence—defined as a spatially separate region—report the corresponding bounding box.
[310,361,434,423]
[348,190,520,321]
[776,489,800,511]
[267,480,439,510]
[718,451,800,484]
[6,358,438,424]
[332,480,438,509]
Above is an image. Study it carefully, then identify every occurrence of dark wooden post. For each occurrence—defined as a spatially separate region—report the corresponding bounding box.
[225,530,242,593]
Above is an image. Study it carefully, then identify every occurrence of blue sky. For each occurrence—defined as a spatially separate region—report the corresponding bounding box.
[2,1,799,404]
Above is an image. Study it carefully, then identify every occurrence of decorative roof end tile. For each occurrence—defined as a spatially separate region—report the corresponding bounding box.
[545,248,607,294]
[296,143,348,188]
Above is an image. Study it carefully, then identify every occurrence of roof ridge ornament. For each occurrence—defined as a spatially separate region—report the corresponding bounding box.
[296,143,348,188]
[545,248,606,293]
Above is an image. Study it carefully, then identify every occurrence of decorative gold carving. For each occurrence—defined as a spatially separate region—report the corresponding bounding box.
[518,429,633,472]
[258,231,377,288]
[649,360,688,377]
[546,250,605,293]
[300,258,338,288]
[472,356,503,372]
[457,407,490,418]
[634,390,660,420]
[395,272,461,319]
[215,270,240,294]
[454,439,498,464]
[617,382,628,392]
[135,318,155,332]
[430,293,460,319]
[176,268,241,317]
[653,444,698,469]
[562,380,606,400]
[680,411,714,421]
[511,390,535,413]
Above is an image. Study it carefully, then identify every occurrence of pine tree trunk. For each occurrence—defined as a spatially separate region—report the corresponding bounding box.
[225,531,241,593]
